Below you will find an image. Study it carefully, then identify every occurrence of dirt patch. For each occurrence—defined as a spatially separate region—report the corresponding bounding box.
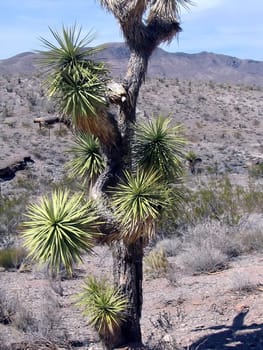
[1,248,263,349]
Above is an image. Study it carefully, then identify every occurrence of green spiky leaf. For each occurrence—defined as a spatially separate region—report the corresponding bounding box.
[67,132,105,184]
[134,116,186,182]
[111,169,170,243]
[22,189,100,276]
[76,276,127,337]
[38,25,108,123]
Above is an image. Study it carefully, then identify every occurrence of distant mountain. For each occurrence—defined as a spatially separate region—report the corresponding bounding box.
[0,42,263,86]
[0,52,37,75]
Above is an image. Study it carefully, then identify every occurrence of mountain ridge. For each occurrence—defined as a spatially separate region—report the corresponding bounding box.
[0,42,263,86]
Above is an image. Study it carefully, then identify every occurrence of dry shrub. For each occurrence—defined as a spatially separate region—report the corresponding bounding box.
[146,334,182,350]
[144,248,170,278]
[0,289,15,325]
[12,305,37,333]
[155,237,182,257]
[0,288,36,332]
[185,220,241,257]
[146,311,182,350]
[0,194,28,247]
[248,162,263,178]
[38,289,63,340]
[178,221,238,274]
[239,229,263,253]
[231,272,260,294]
[0,287,63,341]
[179,245,228,274]
[237,214,263,253]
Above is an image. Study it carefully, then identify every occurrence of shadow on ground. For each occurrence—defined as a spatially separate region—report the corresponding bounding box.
[188,309,263,349]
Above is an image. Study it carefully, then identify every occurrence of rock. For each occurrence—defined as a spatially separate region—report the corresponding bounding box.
[0,155,34,181]
[162,334,173,343]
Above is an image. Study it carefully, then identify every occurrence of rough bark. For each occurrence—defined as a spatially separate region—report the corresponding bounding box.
[95,2,186,347]
[113,240,143,346]
[92,50,147,347]
[110,51,148,348]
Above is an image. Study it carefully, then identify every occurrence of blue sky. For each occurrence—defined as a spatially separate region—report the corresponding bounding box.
[0,0,262,61]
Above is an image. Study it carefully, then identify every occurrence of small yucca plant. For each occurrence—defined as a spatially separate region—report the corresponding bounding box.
[111,169,169,243]
[22,189,100,276]
[67,132,105,186]
[76,276,127,346]
[133,116,186,182]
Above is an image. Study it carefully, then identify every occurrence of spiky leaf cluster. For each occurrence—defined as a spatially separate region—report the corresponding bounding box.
[22,189,100,276]
[77,276,127,338]
[133,116,186,183]
[111,169,170,243]
[67,132,105,185]
[38,25,108,122]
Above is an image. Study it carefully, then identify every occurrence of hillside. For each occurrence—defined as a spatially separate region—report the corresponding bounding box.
[0,43,263,86]
[1,75,262,197]
[1,49,263,349]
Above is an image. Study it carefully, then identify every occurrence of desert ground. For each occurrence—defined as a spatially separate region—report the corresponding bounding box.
[1,72,263,349]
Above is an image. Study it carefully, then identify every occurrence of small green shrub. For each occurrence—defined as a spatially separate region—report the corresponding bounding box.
[0,194,29,246]
[242,185,263,213]
[0,247,27,269]
[248,163,263,178]
[185,150,198,162]
[16,175,35,191]
[144,248,169,277]
[184,177,244,225]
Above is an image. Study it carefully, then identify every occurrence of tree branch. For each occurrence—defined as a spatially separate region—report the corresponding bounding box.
[99,0,186,52]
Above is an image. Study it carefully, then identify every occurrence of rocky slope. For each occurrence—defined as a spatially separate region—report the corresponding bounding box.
[0,43,263,86]
[1,48,263,350]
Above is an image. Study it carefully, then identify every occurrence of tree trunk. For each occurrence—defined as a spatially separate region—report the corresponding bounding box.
[93,49,150,348]
[110,50,149,348]
[113,240,143,347]
[94,3,186,346]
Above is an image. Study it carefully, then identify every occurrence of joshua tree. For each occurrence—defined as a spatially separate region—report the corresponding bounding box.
[23,1,192,348]
[95,1,192,345]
